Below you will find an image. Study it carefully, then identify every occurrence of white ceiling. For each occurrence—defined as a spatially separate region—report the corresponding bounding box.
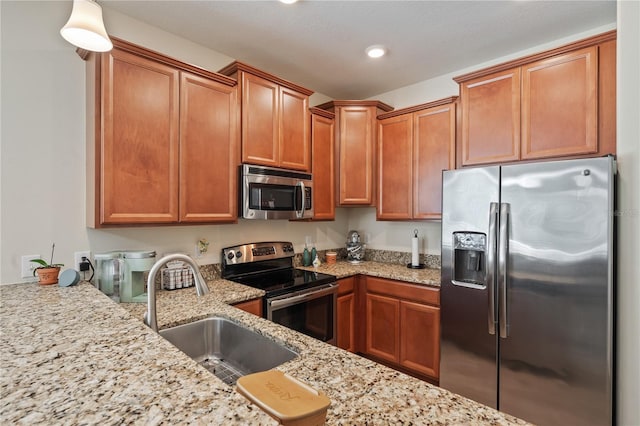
[102,0,616,99]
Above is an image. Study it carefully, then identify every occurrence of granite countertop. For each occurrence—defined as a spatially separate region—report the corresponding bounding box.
[298,260,441,286]
[0,278,527,425]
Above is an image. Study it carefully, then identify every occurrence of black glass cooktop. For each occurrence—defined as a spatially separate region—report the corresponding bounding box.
[229,268,336,298]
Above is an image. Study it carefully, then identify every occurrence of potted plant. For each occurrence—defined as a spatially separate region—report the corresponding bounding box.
[31,243,64,285]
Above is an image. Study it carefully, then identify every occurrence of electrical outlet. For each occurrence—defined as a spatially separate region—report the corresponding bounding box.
[74,251,91,271]
[21,254,41,279]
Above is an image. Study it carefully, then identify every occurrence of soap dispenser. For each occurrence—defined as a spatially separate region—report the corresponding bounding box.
[302,245,311,267]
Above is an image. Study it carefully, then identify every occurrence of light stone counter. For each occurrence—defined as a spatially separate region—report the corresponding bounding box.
[1,280,527,425]
[299,260,441,287]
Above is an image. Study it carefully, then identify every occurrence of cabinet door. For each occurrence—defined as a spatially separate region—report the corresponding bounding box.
[241,72,279,167]
[598,40,616,157]
[337,277,356,352]
[101,48,179,224]
[311,113,335,220]
[280,87,310,171]
[365,293,400,364]
[461,68,521,166]
[337,106,376,205]
[400,300,440,379]
[413,103,455,219]
[337,292,355,352]
[179,72,239,222]
[521,46,598,159]
[377,114,413,220]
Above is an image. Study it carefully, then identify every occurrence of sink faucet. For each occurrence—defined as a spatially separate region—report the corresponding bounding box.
[144,253,210,332]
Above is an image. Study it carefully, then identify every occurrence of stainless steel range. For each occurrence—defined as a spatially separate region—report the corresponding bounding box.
[221,241,338,345]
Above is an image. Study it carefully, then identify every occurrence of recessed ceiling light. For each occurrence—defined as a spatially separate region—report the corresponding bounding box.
[366,45,386,59]
[279,0,299,4]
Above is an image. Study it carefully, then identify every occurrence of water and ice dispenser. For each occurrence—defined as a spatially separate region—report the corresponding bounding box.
[452,232,486,287]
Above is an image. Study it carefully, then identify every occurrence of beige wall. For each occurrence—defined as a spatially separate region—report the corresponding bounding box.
[615,1,640,424]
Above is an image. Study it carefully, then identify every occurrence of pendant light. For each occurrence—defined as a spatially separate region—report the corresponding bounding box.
[60,0,112,52]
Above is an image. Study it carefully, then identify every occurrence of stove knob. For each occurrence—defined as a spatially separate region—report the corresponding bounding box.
[236,251,242,259]
[227,251,235,260]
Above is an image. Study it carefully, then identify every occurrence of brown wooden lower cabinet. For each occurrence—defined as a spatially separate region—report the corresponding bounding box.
[365,292,400,363]
[399,300,440,379]
[362,276,440,382]
[334,275,441,382]
[336,277,356,352]
[232,298,263,316]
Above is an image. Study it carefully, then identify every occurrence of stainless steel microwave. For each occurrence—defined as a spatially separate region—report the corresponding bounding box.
[240,164,313,220]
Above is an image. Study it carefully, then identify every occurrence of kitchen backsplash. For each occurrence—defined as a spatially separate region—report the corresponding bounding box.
[304,248,440,269]
[206,249,441,271]
[199,263,223,281]
[357,248,441,269]
[152,249,440,288]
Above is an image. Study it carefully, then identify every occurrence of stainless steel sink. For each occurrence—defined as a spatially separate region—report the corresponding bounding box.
[159,316,298,385]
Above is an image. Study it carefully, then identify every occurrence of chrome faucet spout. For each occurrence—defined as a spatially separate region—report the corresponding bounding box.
[144,253,210,332]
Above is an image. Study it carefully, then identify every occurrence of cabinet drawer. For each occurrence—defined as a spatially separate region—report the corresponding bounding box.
[337,276,356,295]
[365,276,439,306]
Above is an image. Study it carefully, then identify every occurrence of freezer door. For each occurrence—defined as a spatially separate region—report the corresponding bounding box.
[440,166,500,408]
[498,157,614,425]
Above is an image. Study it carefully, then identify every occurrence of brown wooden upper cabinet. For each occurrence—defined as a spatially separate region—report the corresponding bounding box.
[179,72,239,223]
[310,108,336,221]
[377,98,456,220]
[455,31,616,167]
[86,38,239,227]
[219,62,313,172]
[316,100,394,206]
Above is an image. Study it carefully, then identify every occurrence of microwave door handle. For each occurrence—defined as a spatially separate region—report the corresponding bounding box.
[296,181,305,218]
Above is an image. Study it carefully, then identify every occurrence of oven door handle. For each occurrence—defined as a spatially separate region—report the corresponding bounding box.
[269,283,337,310]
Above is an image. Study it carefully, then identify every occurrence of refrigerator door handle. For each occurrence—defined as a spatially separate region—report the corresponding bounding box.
[498,202,510,339]
[486,202,499,335]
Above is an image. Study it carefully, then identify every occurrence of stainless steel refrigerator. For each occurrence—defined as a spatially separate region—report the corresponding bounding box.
[440,156,615,426]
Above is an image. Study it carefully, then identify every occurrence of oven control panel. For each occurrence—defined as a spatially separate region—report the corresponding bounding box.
[252,246,276,257]
[222,241,295,265]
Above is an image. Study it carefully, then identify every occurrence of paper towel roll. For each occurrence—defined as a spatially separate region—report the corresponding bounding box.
[411,235,419,266]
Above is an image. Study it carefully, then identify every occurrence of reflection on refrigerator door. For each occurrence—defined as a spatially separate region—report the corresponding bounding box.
[440,156,615,426]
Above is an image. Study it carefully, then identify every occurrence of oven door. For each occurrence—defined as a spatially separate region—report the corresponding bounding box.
[267,283,337,345]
